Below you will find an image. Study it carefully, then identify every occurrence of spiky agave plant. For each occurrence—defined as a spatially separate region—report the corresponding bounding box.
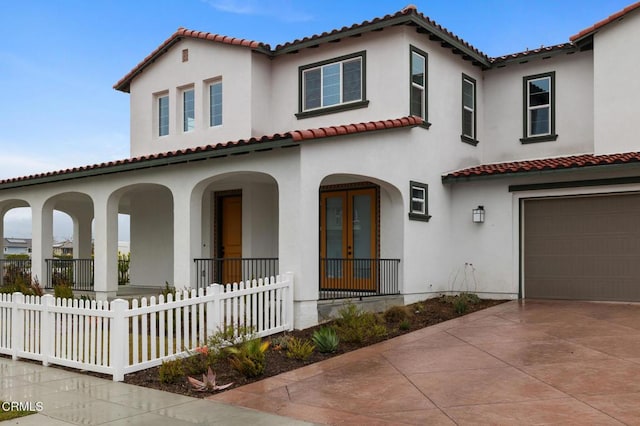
[186,367,233,392]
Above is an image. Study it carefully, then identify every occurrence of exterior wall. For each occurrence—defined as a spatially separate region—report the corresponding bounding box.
[483,51,594,163]
[593,10,640,155]
[250,53,273,137]
[129,187,174,287]
[128,39,258,157]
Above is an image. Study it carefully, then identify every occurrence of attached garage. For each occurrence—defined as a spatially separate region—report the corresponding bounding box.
[524,193,640,301]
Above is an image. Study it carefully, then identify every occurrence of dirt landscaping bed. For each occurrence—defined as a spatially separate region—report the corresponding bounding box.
[124,295,506,398]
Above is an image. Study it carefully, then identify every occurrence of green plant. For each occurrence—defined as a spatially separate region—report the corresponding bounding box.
[311,326,339,353]
[54,283,74,299]
[270,334,293,351]
[118,252,130,285]
[334,303,388,344]
[226,338,270,378]
[159,358,185,384]
[383,305,411,323]
[183,345,218,375]
[399,319,411,331]
[454,297,468,314]
[207,325,255,357]
[161,282,176,299]
[0,274,42,296]
[286,337,315,360]
[187,367,234,392]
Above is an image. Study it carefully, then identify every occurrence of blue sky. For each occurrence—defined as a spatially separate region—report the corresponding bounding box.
[0,0,633,239]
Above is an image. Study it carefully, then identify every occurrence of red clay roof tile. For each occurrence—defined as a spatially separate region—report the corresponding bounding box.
[0,116,421,187]
[443,152,640,182]
[570,1,640,42]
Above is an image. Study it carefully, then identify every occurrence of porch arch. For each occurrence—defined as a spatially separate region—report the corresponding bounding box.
[190,171,279,287]
[318,174,404,297]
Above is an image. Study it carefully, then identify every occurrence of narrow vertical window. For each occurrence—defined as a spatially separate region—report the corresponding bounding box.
[183,89,195,132]
[158,95,169,137]
[210,81,222,127]
[408,181,431,222]
[521,72,557,143]
[410,46,427,120]
[461,74,477,145]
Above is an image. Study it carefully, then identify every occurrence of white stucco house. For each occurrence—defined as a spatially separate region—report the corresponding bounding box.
[1,3,639,328]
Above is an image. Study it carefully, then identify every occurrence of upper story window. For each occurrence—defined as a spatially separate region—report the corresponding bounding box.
[183,88,195,132]
[410,46,427,121]
[158,94,169,137]
[296,51,368,119]
[461,74,477,145]
[521,71,557,143]
[209,81,222,127]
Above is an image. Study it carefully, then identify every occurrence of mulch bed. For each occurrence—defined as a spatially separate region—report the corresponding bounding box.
[124,296,507,398]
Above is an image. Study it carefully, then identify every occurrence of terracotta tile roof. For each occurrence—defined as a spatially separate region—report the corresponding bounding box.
[0,116,421,188]
[490,43,576,65]
[442,152,640,182]
[570,1,640,42]
[273,5,490,65]
[114,28,271,93]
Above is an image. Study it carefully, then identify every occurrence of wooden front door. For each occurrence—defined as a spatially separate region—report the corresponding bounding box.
[218,194,242,284]
[320,187,377,291]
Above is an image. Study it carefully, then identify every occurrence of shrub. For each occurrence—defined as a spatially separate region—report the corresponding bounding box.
[286,337,315,360]
[226,338,269,378]
[383,305,411,323]
[159,358,185,384]
[183,346,217,375]
[207,325,255,358]
[270,334,293,351]
[399,319,411,331]
[334,303,387,344]
[311,326,339,353]
[54,283,74,299]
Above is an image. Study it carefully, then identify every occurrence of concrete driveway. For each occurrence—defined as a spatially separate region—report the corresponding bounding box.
[210,300,640,425]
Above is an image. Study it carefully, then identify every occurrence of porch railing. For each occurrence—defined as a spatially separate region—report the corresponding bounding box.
[319,258,400,300]
[0,259,32,286]
[193,258,279,289]
[45,259,94,291]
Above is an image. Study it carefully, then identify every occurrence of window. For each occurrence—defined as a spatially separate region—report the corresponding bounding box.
[408,181,431,222]
[209,81,222,127]
[158,95,169,137]
[522,71,557,143]
[183,88,195,132]
[297,51,367,118]
[410,46,427,120]
[461,74,477,145]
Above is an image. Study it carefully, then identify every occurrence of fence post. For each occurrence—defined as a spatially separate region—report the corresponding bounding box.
[284,272,294,331]
[110,299,128,381]
[40,294,55,366]
[206,284,222,336]
[11,292,24,360]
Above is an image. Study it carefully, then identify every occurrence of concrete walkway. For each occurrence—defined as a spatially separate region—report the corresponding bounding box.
[209,300,640,425]
[0,358,313,425]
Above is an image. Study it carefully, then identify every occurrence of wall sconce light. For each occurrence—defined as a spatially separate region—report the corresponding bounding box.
[472,205,485,223]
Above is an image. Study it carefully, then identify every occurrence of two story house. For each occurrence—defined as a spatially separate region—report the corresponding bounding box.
[1,3,639,327]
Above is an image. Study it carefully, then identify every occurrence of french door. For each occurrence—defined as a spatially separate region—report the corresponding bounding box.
[320,187,377,291]
[217,194,242,284]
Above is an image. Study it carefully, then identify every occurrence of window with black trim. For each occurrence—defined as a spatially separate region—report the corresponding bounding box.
[182,88,195,132]
[461,74,477,145]
[408,181,431,222]
[297,51,367,118]
[209,80,222,127]
[410,46,427,121]
[521,71,557,143]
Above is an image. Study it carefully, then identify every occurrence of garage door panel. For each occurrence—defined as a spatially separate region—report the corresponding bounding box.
[524,194,640,301]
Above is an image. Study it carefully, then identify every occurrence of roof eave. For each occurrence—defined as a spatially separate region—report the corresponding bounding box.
[441,161,640,184]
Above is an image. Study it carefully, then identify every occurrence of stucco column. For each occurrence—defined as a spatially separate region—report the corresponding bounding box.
[173,185,201,290]
[31,200,54,287]
[0,208,4,286]
[93,194,119,300]
[278,171,320,329]
[73,208,94,259]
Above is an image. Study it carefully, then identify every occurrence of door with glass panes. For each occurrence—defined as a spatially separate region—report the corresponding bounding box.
[320,187,377,291]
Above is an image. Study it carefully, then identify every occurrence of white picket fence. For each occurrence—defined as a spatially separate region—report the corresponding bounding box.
[0,273,293,381]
